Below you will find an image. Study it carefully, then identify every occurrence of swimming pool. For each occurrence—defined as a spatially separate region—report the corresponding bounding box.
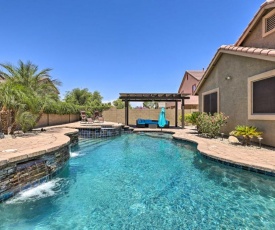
[1,133,275,229]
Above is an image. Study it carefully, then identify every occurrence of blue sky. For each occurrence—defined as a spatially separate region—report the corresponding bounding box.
[0,0,264,103]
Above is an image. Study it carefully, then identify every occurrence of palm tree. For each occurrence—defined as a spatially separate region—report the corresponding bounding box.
[0,60,61,134]
[0,83,25,134]
[64,88,93,105]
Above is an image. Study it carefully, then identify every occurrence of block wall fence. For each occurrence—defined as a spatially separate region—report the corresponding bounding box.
[0,109,198,130]
[102,108,198,126]
[0,113,80,131]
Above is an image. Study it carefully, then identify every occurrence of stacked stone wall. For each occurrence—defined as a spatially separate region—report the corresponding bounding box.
[0,131,78,202]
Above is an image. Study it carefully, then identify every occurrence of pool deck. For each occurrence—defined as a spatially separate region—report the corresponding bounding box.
[0,121,275,175]
[0,128,78,166]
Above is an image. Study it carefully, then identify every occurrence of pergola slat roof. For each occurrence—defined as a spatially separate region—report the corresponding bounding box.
[119,93,190,101]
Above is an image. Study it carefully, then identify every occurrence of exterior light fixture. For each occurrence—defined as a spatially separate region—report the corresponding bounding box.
[258,137,263,148]
[225,76,232,80]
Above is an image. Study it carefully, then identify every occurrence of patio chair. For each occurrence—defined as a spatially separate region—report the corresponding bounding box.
[97,116,104,123]
[87,118,94,123]
[80,111,87,123]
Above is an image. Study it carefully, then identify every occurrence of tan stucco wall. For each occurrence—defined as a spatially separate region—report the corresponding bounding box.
[103,108,198,126]
[241,9,275,49]
[35,114,79,128]
[198,53,275,146]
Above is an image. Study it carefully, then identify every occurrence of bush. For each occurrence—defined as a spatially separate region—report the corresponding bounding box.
[197,112,228,138]
[179,112,201,126]
[229,125,263,146]
[18,111,38,133]
[188,112,201,125]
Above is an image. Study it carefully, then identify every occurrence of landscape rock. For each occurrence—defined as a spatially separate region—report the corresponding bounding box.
[228,136,240,144]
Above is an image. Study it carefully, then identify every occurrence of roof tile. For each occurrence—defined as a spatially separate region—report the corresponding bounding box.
[247,48,257,53]
[236,47,244,52]
[267,50,275,57]
[241,47,250,52]
[253,48,263,54]
[220,45,275,58]
[260,49,270,55]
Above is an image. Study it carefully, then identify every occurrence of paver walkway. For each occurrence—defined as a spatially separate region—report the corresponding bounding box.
[175,128,275,173]
[0,128,77,165]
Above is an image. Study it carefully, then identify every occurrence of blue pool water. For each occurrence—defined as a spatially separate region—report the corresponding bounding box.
[1,133,275,229]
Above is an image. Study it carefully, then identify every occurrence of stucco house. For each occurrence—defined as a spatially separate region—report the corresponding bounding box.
[166,70,204,109]
[195,0,275,147]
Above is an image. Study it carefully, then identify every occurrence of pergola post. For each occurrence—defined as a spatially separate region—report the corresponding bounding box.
[175,101,178,127]
[181,99,185,129]
[125,99,129,125]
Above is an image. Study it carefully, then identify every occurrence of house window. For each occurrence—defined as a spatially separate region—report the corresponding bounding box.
[253,76,275,113]
[202,88,219,115]
[192,84,196,94]
[262,9,275,37]
[248,69,275,120]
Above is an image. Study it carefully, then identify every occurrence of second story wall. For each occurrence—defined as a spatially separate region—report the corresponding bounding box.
[178,72,200,95]
[238,4,275,49]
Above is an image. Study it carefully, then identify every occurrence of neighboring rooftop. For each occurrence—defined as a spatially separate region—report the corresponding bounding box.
[186,70,205,81]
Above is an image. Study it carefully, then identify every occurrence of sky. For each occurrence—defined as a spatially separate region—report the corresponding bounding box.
[0,0,265,104]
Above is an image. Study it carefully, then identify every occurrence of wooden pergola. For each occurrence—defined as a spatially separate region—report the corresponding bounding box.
[119,93,190,128]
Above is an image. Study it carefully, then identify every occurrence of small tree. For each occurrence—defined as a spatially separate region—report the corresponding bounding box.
[113,99,125,109]
[143,101,159,109]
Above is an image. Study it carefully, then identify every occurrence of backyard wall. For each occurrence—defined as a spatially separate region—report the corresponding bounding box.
[0,113,79,131]
[35,114,80,128]
[102,108,198,126]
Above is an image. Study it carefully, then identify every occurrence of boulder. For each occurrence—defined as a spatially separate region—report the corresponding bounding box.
[228,136,240,144]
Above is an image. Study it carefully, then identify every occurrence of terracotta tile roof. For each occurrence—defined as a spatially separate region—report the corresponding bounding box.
[220,45,275,57]
[186,70,205,81]
[235,0,275,46]
[194,45,275,95]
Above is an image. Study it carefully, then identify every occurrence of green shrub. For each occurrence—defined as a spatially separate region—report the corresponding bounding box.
[18,111,38,133]
[188,112,201,125]
[179,112,201,126]
[197,112,228,138]
[229,125,263,146]
[44,101,79,114]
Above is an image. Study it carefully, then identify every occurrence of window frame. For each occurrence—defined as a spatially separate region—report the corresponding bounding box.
[202,88,219,114]
[192,84,196,94]
[262,9,275,37]
[248,69,275,120]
